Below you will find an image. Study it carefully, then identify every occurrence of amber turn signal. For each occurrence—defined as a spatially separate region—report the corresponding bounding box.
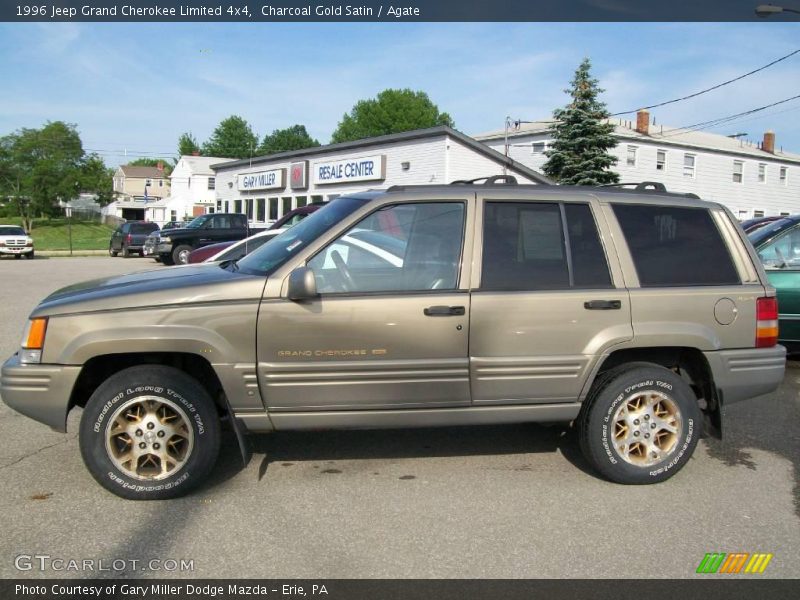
[24,318,48,349]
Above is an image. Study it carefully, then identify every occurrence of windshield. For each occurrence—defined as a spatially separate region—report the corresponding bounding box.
[215,232,278,262]
[747,218,796,247]
[186,214,213,228]
[0,226,26,236]
[237,196,368,275]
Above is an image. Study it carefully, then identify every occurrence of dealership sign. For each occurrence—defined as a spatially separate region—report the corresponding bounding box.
[238,169,285,191]
[313,155,385,185]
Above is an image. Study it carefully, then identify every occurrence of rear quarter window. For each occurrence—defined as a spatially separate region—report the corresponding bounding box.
[613,204,739,287]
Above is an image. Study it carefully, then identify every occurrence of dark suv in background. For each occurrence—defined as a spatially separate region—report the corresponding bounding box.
[109,221,160,257]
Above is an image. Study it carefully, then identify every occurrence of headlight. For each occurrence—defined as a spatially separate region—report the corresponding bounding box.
[160,236,171,243]
[26,237,33,247]
[20,317,48,364]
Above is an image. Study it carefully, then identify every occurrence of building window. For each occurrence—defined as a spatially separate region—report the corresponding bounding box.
[733,161,744,184]
[737,209,749,219]
[216,200,222,212]
[224,201,229,212]
[531,142,545,154]
[758,163,766,183]
[268,198,278,221]
[246,198,254,220]
[626,145,637,167]
[159,179,163,187]
[683,154,696,178]
[256,198,266,222]
[208,177,215,190]
[656,150,666,171]
[753,210,765,218]
[296,196,307,208]
[170,210,177,221]
[780,167,788,185]
[781,212,790,216]
[145,178,152,186]
[312,195,324,204]
[282,197,293,218]
[234,199,242,214]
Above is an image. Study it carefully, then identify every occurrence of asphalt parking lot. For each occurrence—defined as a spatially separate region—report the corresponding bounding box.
[0,256,798,579]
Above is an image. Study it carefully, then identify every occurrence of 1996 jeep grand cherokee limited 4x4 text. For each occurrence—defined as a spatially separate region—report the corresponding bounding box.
[0,178,786,499]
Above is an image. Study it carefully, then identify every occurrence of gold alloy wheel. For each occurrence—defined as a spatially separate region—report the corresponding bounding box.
[104,396,194,481]
[611,390,683,467]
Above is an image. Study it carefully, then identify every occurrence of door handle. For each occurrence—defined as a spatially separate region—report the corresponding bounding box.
[424,305,465,316]
[584,300,622,310]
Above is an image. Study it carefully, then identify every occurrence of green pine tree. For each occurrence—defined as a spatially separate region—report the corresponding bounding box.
[543,59,619,185]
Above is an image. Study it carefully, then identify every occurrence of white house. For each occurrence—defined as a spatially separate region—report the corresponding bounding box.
[212,126,550,227]
[474,110,800,219]
[146,155,235,225]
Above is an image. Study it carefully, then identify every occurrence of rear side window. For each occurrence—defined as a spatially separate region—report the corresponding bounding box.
[613,204,739,287]
[481,202,612,290]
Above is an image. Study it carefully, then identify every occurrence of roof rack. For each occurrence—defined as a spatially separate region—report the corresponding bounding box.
[450,175,520,186]
[595,181,701,199]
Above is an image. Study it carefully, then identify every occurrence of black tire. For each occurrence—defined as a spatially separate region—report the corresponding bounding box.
[160,254,175,266]
[26,251,34,260]
[121,244,131,258]
[109,245,118,257]
[172,244,192,265]
[153,256,162,263]
[578,363,702,484]
[79,365,221,500]
[14,254,21,260]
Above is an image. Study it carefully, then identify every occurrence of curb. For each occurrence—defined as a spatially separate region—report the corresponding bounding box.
[37,250,110,257]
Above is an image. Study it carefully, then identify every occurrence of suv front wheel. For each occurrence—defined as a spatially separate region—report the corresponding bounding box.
[79,365,220,500]
[578,363,702,484]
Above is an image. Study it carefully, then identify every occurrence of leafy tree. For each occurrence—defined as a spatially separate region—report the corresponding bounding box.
[331,89,454,143]
[79,154,115,206]
[127,157,173,176]
[177,132,200,157]
[0,122,84,230]
[201,115,258,159]
[258,124,320,155]
[542,59,619,185]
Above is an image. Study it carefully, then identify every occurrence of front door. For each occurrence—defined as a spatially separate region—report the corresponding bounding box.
[469,197,633,404]
[257,200,471,411]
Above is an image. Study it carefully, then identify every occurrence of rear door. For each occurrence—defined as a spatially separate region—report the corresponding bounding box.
[469,193,633,404]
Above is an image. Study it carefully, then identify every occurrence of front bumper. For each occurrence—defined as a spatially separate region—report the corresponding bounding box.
[705,345,787,405]
[0,353,81,432]
[0,246,33,255]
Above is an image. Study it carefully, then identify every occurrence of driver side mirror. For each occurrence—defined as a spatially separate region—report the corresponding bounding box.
[287,267,318,301]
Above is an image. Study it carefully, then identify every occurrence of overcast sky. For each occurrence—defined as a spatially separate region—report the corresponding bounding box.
[1,22,798,166]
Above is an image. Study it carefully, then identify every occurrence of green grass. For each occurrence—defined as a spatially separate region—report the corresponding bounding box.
[3,217,116,251]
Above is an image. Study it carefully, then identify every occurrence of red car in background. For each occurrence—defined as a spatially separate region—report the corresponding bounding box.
[187,204,323,264]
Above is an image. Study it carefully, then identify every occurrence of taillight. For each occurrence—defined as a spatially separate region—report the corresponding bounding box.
[756,297,778,348]
[126,234,132,243]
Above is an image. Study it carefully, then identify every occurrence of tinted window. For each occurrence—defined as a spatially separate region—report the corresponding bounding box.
[0,226,26,236]
[308,202,465,293]
[130,223,158,234]
[756,225,800,270]
[613,204,739,287]
[565,204,612,288]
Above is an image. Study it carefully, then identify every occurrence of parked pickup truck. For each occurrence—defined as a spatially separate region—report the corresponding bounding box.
[143,213,262,265]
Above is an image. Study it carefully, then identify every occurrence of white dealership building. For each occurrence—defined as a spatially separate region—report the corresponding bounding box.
[211,126,550,226]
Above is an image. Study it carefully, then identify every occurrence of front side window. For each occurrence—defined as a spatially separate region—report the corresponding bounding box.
[613,204,739,287]
[757,225,800,270]
[733,161,744,183]
[308,202,465,294]
[481,202,611,291]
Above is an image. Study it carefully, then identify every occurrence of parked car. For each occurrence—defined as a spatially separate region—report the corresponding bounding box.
[189,229,284,264]
[144,213,261,265]
[269,203,322,230]
[1,178,786,499]
[109,221,160,258]
[741,215,785,234]
[0,225,34,259]
[748,215,800,351]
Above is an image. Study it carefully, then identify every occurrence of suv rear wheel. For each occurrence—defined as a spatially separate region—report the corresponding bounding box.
[109,245,118,257]
[578,363,701,484]
[79,365,220,500]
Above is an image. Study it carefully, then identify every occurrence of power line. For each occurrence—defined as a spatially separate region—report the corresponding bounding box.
[660,93,800,138]
[611,48,800,116]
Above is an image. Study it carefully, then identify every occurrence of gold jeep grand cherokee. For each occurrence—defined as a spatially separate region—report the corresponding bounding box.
[0,178,786,499]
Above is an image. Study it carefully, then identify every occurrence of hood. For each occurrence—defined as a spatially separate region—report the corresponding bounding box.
[34,263,266,317]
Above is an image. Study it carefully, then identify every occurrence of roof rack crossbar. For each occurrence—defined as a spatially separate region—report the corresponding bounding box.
[597,181,667,192]
[450,175,519,186]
